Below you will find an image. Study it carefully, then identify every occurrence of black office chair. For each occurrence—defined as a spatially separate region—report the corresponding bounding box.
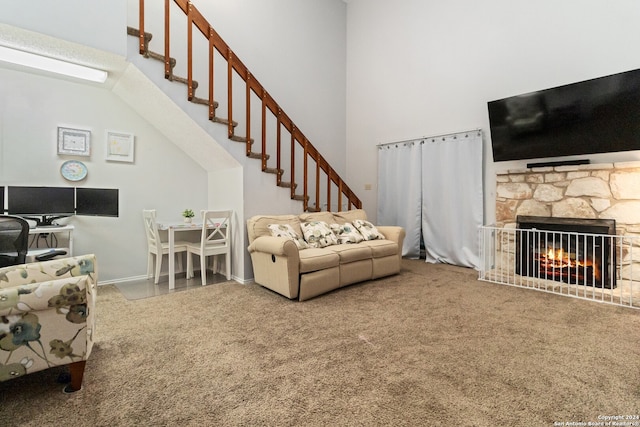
[0,215,30,268]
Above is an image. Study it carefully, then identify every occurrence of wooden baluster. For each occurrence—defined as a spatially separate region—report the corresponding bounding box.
[227,50,233,138]
[187,2,193,100]
[303,140,308,211]
[315,159,320,211]
[290,128,296,200]
[261,89,267,171]
[245,73,251,156]
[276,110,282,185]
[208,26,215,120]
[164,0,171,79]
[139,0,145,54]
[326,170,332,213]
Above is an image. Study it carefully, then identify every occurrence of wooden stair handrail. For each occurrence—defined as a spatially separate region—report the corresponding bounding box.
[138,0,361,211]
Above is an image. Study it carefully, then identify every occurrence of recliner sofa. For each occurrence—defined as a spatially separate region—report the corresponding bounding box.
[247,209,405,301]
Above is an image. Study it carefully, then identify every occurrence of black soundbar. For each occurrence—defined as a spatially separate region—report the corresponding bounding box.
[526,159,590,168]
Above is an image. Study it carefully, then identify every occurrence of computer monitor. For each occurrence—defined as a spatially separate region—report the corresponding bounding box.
[7,186,75,226]
[75,188,119,217]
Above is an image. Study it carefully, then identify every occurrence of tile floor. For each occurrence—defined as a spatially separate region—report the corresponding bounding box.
[114,271,231,300]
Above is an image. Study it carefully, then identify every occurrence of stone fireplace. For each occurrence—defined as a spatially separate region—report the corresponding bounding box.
[487,161,640,307]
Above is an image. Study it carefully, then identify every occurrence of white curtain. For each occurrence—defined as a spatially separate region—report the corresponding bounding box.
[421,131,484,269]
[377,130,484,268]
[377,141,422,258]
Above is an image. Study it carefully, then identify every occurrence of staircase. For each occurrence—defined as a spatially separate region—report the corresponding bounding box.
[129,0,360,212]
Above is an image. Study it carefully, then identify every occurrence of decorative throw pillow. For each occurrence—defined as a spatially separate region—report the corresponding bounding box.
[267,224,309,249]
[330,222,364,244]
[353,219,385,241]
[300,221,338,248]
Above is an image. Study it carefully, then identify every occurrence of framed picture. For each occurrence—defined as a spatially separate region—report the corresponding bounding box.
[106,130,135,163]
[58,127,91,156]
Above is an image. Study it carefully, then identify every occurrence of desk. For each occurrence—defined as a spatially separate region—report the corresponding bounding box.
[157,221,201,290]
[28,225,74,257]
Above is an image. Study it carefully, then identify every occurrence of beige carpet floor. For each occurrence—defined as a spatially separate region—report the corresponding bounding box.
[1,259,639,427]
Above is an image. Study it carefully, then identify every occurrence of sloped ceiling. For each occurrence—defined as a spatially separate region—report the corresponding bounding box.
[0,23,240,172]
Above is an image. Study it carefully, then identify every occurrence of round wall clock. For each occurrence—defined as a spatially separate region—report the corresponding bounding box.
[60,160,88,181]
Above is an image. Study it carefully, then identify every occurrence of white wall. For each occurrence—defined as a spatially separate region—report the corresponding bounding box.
[346,0,640,224]
[0,67,209,282]
[0,0,127,56]
[1,0,349,282]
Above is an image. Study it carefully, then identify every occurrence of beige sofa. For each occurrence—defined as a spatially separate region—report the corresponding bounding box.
[247,209,405,301]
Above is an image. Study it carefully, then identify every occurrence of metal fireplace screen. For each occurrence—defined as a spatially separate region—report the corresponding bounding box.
[515,216,616,289]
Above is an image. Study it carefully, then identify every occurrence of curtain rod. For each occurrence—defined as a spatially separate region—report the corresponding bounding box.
[377,128,482,147]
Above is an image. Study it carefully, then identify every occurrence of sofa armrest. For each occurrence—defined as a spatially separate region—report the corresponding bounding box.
[247,236,301,299]
[0,275,93,316]
[377,226,405,245]
[377,226,406,260]
[0,255,97,290]
[247,236,300,259]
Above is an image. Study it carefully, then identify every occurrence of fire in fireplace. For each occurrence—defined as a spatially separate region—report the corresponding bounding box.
[515,216,616,289]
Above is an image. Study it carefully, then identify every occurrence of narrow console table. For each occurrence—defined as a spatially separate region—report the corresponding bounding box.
[27,225,74,259]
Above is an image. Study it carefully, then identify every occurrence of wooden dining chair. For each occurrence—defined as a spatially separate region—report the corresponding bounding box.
[142,209,189,284]
[186,210,232,286]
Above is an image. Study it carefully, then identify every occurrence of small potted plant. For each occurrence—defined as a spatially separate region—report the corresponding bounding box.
[182,209,195,223]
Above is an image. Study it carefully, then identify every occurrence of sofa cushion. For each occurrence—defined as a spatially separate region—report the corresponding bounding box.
[301,221,338,248]
[247,215,302,243]
[353,219,386,240]
[267,224,310,249]
[361,239,398,258]
[299,248,339,273]
[325,244,371,263]
[333,209,368,224]
[330,222,364,244]
[299,211,336,224]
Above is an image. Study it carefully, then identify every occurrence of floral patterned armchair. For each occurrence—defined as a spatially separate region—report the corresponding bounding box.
[0,254,97,392]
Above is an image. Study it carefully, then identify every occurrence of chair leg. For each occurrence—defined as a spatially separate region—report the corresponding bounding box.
[64,360,86,393]
[176,253,183,273]
[186,251,194,279]
[147,253,153,280]
[211,255,220,274]
[225,253,231,280]
[200,254,207,286]
[154,253,162,284]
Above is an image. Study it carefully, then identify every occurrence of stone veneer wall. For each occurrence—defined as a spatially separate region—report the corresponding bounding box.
[494,161,640,292]
[495,161,640,235]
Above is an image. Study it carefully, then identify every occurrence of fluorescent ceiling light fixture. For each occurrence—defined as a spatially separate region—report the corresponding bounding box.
[0,45,107,83]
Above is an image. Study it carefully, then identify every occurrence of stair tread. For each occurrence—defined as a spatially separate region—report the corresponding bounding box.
[191,96,219,108]
[248,152,270,160]
[230,135,254,143]
[210,116,238,127]
[278,182,297,189]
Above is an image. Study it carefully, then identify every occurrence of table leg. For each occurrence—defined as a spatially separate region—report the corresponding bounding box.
[68,229,74,256]
[168,227,175,290]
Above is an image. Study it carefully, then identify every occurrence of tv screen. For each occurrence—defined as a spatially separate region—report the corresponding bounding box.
[8,186,75,216]
[76,188,119,217]
[488,68,640,162]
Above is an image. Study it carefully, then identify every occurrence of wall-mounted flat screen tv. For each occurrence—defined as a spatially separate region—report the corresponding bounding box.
[8,186,75,216]
[488,68,640,162]
[76,188,119,217]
